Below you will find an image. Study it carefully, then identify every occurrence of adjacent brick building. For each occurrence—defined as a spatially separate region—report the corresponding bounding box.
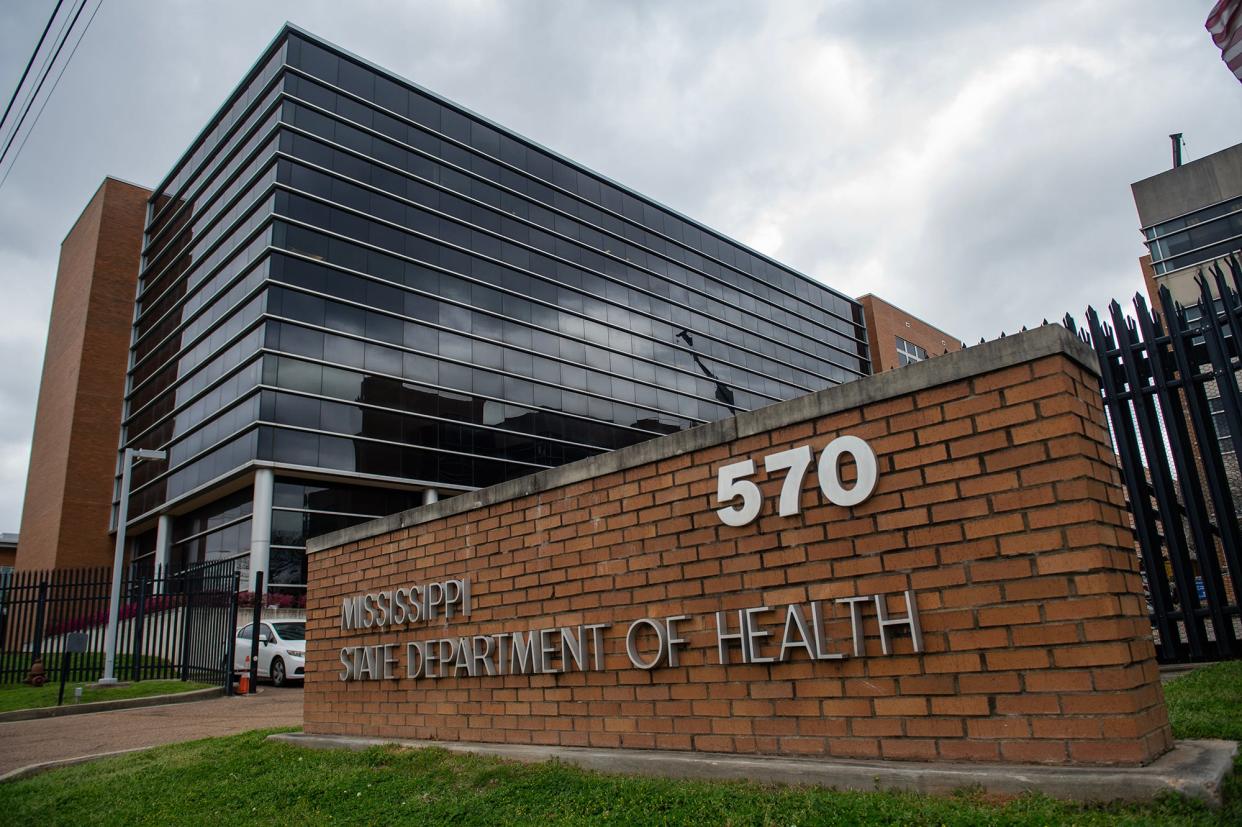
[0,533,16,571]
[306,325,1172,767]
[856,294,961,374]
[15,177,150,571]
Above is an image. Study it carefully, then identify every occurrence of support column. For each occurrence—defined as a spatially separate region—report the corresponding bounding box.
[248,468,274,592]
[153,514,172,593]
[422,487,439,506]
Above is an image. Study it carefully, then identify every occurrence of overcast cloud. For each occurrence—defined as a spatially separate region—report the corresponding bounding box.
[0,0,1238,532]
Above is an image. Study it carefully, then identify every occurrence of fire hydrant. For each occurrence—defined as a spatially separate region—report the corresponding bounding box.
[26,658,46,686]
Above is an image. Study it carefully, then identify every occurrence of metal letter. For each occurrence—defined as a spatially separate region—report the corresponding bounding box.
[357,646,374,680]
[437,639,455,678]
[764,445,813,517]
[444,580,462,619]
[539,628,558,674]
[409,585,423,623]
[426,582,445,620]
[874,591,923,655]
[715,610,746,664]
[374,591,389,627]
[743,606,775,663]
[716,459,762,526]
[810,600,845,660]
[510,631,539,675]
[836,596,870,657]
[422,639,439,679]
[779,604,816,661]
[626,618,667,670]
[406,642,425,679]
[560,626,586,672]
[453,637,472,676]
[340,647,353,681]
[383,644,398,679]
[492,633,509,675]
[470,635,496,676]
[818,435,879,507]
[392,588,409,626]
[583,623,610,670]
[664,615,689,667]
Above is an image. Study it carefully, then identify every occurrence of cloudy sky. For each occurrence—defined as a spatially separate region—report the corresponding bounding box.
[0,0,1238,532]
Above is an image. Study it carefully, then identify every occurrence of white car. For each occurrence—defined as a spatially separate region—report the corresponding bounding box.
[234,619,306,686]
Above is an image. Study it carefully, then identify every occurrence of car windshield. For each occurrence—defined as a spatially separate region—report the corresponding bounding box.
[273,622,305,641]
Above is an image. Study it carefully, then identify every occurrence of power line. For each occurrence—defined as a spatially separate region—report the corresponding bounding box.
[0,0,89,175]
[0,0,68,143]
[0,0,77,151]
[0,0,102,195]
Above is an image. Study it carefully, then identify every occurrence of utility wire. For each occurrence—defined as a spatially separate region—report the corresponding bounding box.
[0,0,77,151]
[0,0,89,175]
[0,0,68,145]
[0,0,102,195]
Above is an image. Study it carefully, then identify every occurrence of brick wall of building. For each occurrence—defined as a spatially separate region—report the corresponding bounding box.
[305,326,1171,766]
[858,293,961,373]
[16,178,149,571]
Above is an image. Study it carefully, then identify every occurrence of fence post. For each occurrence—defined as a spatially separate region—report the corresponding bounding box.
[1135,295,1238,657]
[31,578,48,666]
[1194,268,1242,596]
[225,572,241,695]
[179,573,196,682]
[248,571,263,694]
[131,577,147,683]
[1082,308,1183,660]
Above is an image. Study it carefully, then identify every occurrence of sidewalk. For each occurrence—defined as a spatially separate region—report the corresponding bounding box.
[0,686,302,777]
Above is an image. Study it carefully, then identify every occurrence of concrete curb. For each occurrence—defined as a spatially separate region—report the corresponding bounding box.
[0,687,223,723]
[1159,663,1210,683]
[0,746,156,784]
[268,733,1237,807]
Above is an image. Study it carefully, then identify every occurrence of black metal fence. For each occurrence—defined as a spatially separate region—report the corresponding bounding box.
[1067,256,1242,663]
[0,559,241,688]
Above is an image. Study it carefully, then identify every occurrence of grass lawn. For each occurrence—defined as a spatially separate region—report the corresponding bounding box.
[0,663,1237,825]
[1163,660,1242,742]
[0,679,213,714]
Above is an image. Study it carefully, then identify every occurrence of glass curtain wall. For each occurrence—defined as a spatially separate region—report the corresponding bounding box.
[120,26,870,593]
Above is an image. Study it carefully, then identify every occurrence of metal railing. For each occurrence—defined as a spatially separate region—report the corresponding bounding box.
[1067,256,1242,663]
[0,559,241,688]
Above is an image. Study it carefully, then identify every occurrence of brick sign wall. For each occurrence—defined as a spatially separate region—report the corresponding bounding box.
[305,326,1172,766]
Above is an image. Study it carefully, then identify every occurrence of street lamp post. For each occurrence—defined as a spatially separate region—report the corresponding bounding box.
[99,447,167,685]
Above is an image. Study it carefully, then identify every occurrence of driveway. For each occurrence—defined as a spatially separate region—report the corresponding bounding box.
[0,686,302,777]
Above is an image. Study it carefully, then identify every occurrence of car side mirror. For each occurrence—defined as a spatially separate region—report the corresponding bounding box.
[258,634,270,644]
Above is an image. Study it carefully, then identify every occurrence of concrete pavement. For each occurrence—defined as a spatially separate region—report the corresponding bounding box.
[0,686,302,777]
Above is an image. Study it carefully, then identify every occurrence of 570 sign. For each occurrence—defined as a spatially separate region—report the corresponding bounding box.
[715,436,878,527]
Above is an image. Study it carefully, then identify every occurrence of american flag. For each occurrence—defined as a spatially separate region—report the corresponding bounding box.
[1207,0,1242,81]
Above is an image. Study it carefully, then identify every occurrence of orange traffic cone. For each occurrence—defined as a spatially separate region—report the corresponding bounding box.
[239,673,250,694]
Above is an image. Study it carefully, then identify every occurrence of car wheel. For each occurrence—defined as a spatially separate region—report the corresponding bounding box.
[271,657,286,687]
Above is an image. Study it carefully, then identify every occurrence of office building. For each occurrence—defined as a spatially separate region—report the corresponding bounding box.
[1130,138,1240,501]
[108,25,868,593]
[1132,140,1242,307]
